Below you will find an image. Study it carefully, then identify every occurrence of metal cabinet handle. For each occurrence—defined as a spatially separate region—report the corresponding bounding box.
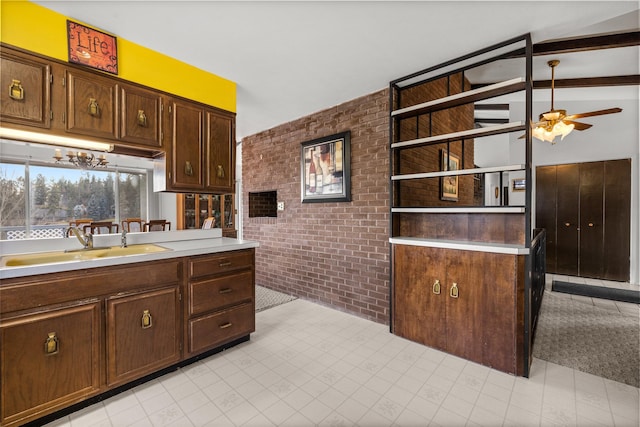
[219,261,232,267]
[88,98,100,116]
[432,279,441,295]
[137,109,147,127]
[44,332,59,355]
[9,79,24,100]
[450,283,459,299]
[141,309,153,329]
[219,288,233,294]
[219,322,232,329]
[184,161,194,176]
[217,165,225,178]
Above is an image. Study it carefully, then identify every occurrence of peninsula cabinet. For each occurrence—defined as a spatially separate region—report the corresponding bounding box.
[393,244,525,375]
[0,46,51,129]
[389,35,538,377]
[0,249,255,427]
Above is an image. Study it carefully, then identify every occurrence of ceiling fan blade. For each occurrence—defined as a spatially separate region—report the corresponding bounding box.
[562,120,592,131]
[564,107,622,120]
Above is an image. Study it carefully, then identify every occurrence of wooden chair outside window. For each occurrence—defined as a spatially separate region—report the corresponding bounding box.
[144,220,171,232]
[83,221,119,234]
[122,218,144,232]
[202,217,215,229]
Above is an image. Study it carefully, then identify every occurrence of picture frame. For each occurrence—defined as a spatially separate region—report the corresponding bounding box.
[440,150,460,201]
[301,131,351,203]
[67,20,118,75]
[511,178,526,192]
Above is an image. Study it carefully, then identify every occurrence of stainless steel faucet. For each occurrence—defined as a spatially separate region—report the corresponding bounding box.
[66,226,93,249]
[121,229,127,248]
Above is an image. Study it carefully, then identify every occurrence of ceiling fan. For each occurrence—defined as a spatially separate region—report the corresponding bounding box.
[531,59,622,144]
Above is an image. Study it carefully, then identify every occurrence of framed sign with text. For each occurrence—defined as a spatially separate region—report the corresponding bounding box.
[67,20,118,75]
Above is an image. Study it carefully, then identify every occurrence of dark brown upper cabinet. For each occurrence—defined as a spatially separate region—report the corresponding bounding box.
[119,84,163,149]
[64,68,118,140]
[205,110,235,192]
[0,47,51,129]
[154,98,235,194]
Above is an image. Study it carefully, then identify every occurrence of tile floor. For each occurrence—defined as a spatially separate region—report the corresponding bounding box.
[547,273,640,317]
[43,288,639,427]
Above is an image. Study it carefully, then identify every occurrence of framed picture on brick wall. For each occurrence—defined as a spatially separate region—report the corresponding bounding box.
[440,149,459,201]
[301,131,351,203]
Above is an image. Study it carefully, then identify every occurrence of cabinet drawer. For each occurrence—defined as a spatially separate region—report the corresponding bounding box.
[188,302,255,354]
[189,249,254,279]
[189,270,253,316]
[1,302,101,426]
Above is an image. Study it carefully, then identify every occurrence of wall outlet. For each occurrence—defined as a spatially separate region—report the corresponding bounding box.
[277,201,285,211]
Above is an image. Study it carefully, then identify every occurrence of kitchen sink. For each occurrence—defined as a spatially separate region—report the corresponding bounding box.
[0,244,170,267]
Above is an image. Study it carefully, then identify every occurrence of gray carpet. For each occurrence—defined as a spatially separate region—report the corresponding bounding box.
[533,291,639,388]
[255,285,297,312]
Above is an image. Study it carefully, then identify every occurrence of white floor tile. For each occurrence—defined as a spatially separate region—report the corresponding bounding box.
[38,298,638,427]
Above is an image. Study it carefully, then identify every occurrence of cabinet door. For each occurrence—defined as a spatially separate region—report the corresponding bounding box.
[106,286,181,387]
[65,68,117,140]
[444,249,484,365]
[120,84,163,148]
[393,245,446,351]
[205,110,235,192]
[169,100,203,190]
[0,48,51,128]
[1,302,101,427]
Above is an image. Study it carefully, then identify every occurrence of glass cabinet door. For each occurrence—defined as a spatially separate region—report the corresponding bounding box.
[198,195,210,227]
[184,194,196,229]
[223,194,234,229]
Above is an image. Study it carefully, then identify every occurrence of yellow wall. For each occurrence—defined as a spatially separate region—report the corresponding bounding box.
[0,1,236,112]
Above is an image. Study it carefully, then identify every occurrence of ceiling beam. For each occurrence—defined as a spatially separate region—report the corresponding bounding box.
[532,31,640,56]
[534,75,640,89]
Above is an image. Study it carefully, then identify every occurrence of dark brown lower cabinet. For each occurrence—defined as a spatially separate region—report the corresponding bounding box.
[393,244,525,375]
[106,286,181,387]
[0,302,101,426]
[536,159,630,281]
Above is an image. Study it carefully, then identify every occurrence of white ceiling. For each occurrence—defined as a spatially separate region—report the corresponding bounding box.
[32,1,639,140]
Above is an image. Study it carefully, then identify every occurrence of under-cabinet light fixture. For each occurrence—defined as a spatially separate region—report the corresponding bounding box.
[0,127,114,152]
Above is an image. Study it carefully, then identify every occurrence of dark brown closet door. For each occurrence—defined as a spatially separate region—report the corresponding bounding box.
[603,159,631,281]
[579,162,604,278]
[535,166,557,272]
[555,164,579,276]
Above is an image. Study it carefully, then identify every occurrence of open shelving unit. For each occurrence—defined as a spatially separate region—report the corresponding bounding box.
[389,34,544,377]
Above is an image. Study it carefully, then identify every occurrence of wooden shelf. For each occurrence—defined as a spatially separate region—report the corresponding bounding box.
[389,236,529,255]
[391,77,525,119]
[391,207,525,214]
[391,121,525,149]
[392,164,525,181]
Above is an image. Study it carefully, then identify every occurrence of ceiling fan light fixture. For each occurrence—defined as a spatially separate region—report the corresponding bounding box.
[532,120,574,144]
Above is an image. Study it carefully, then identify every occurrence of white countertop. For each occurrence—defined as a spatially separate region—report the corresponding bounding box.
[0,230,259,280]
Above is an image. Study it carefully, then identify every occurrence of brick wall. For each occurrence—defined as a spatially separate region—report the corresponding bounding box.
[242,89,390,324]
